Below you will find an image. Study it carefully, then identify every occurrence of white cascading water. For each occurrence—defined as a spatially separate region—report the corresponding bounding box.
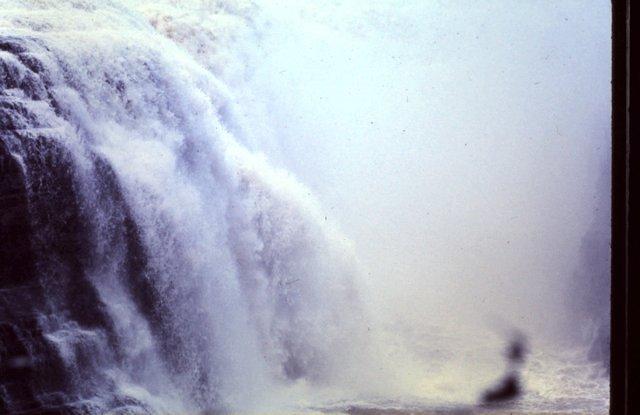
[0,1,371,412]
[0,1,610,414]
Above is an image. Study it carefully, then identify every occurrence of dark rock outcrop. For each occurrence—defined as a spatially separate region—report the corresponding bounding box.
[1,36,118,414]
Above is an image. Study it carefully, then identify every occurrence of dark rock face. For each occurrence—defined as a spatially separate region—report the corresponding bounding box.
[0,36,141,414]
[0,140,41,413]
[1,38,66,413]
[0,141,34,288]
[0,147,72,412]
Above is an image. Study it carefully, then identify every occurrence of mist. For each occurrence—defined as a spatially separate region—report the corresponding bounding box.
[233,0,612,349]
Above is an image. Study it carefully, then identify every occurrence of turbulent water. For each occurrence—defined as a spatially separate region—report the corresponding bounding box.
[0,1,609,414]
[0,1,369,412]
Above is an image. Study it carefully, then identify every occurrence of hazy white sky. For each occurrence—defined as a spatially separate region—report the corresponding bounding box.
[241,0,611,340]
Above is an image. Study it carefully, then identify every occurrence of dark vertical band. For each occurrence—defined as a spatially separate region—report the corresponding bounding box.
[611,1,631,414]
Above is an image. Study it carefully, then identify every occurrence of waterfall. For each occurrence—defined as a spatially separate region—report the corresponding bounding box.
[0,2,365,412]
[0,1,612,414]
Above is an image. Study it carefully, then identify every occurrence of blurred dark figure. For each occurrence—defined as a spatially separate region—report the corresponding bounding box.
[481,332,528,405]
[506,333,527,364]
[482,374,520,403]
